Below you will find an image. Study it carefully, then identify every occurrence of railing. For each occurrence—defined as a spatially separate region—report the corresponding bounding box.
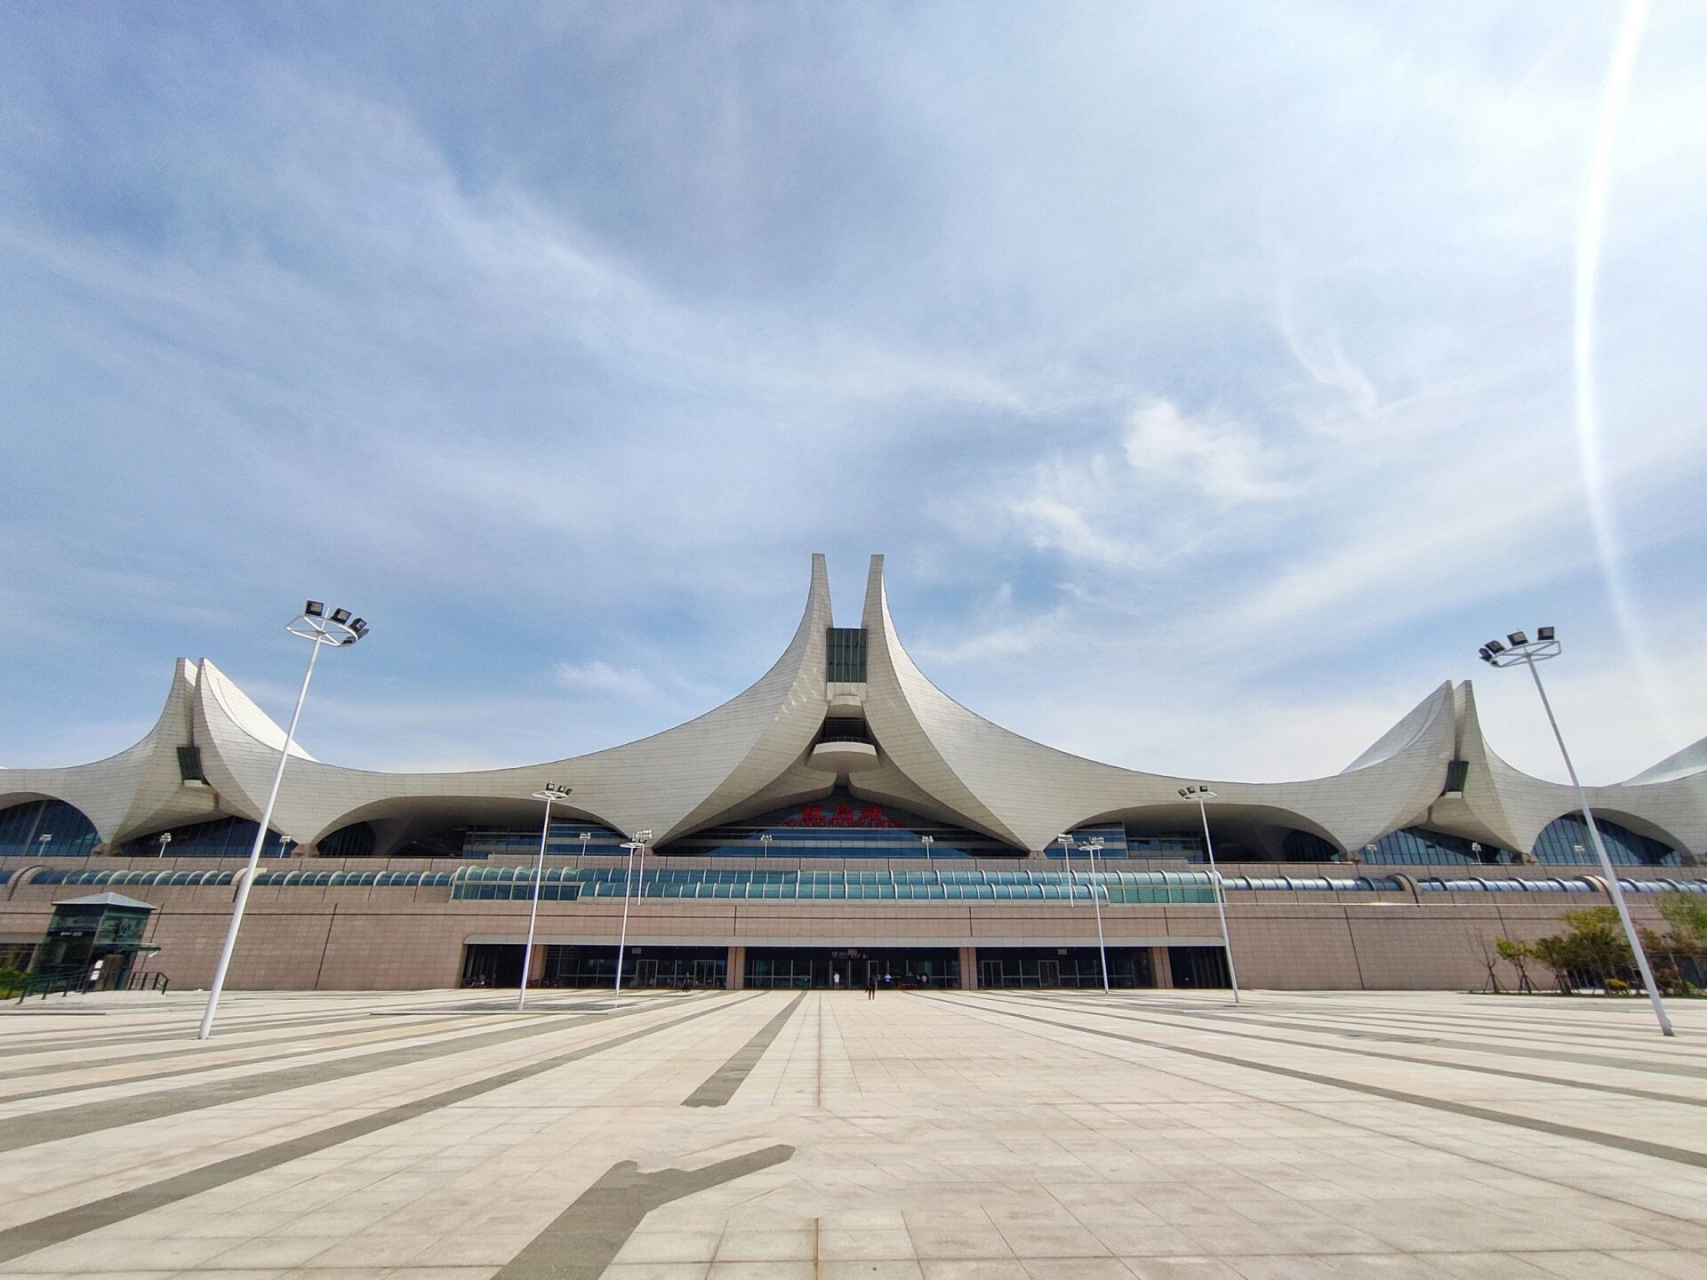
[10,967,170,1002]
[14,969,84,1002]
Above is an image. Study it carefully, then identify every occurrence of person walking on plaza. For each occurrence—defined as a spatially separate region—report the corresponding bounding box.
[865,970,876,999]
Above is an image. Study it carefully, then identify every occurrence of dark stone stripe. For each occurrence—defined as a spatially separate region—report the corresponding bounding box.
[1069,994,1704,1080]
[0,1004,666,1155]
[493,1145,794,1280]
[928,995,1707,1171]
[683,992,804,1107]
[0,995,760,1264]
[0,1013,460,1092]
[1008,993,1707,1108]
[1178,1000,1690,1053]
[0,1001,456,1058]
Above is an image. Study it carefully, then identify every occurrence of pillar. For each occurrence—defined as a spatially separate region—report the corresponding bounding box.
[726,945,745,990]
[959,946,977,990]
[1151,945,1174,989]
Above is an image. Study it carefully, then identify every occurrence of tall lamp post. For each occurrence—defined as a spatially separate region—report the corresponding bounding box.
[519,783,572,1011]
[198,602,368,1041]
[1479,627,1673,1037]
[1055,832,1110,993]
[156,831,173,858]
[1179,786,1241,1005]
[921,834,935,861]
[613,829,652,1005]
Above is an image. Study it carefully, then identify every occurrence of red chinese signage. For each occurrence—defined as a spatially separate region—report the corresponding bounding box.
[784,802,901,829]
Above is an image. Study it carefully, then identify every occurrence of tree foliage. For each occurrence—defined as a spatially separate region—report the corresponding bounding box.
[1527,907,1631,992]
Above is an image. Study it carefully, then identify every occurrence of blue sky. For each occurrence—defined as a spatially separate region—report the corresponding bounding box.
[3,1,1705,786]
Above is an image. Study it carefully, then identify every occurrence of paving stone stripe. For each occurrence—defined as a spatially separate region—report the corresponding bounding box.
[0,994,762,1265]
[0,1013,464,1092]
[682,991,805,1107]
[0,997,719,1154]
[1012,992,1707,1108]
[492,1145,795,1280]
[0,1001,456,1058]
[1097,995,1706,1078]
[1183,998,1698,1050]
[935,994,1707,1171]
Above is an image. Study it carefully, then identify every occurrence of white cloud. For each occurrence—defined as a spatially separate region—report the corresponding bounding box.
[553,661,662,701]
[4,2,1707,791]
[1121,398,1287,503]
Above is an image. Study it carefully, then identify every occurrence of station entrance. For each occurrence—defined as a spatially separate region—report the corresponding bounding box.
[1168,945,1232,989]
[459,944,726,990]
[744,946,960,990]
[975,946,1156,989]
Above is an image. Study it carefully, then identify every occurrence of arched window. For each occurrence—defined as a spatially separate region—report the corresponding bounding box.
[0,799,99,857]
[1533,814,1677,867]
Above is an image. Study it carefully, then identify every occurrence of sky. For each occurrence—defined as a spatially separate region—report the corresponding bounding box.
[3,1,1705,788]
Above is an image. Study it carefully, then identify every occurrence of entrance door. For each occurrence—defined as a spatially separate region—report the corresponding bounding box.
[1038,959,1060,988]
[692,960,718,987]
[636,958,659,987]
[979,959,1003,989]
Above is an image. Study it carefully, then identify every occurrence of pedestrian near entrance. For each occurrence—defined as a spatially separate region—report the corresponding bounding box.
[832,971,841,990]
[866,971,876,999]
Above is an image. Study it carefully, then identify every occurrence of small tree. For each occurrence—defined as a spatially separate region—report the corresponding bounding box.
[1641,892,1707,994]
[1530,907,1632,993]
[1494,937,1537,993]
[1467,931,1504,992]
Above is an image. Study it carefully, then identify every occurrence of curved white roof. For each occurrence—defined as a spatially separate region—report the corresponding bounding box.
[5,555,1704,861]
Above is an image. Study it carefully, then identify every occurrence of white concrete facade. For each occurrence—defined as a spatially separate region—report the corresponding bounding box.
[4,554,1705,863]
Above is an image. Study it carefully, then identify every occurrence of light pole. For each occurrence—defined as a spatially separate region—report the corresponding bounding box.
[519,783,571,1011]
[1179,786,1241,1004]
[38,833,52,855]
[157,831,173,858]
[1055,832,1110,992]
[578,830,592,860]
[198,602,368,1040]
[1479,627,1673,1037]
[759,833,773,856]
[921,834,935,861]
[613,829,651,1004]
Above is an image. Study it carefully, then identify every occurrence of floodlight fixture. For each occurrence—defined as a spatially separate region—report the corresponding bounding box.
[1183,784,1240,1003]
[1475,625,1672,1035]
[518,783,573,1009]
[1059,832,1109,993]
[613,830,654,1005]
[199,600,370,1040]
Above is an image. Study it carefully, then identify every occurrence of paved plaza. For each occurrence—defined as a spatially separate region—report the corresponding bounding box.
[0,988,1704,1279]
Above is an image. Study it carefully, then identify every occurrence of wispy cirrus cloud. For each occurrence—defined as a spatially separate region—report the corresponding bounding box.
[2,2,1705,788]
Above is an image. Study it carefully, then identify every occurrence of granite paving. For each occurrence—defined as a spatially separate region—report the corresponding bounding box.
[0,987,1703,1278]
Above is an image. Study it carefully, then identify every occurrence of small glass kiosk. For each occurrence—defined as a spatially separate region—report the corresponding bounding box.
[29,892,160,991]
